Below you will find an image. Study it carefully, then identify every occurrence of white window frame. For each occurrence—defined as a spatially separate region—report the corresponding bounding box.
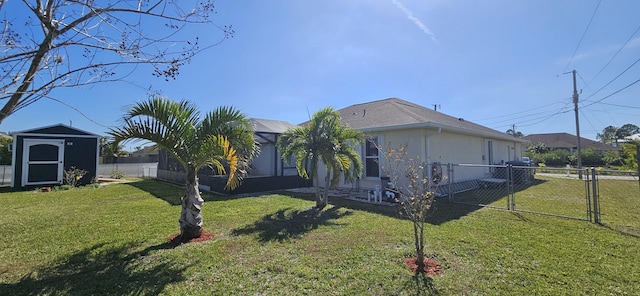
[364,135,383,179]
[22,139,65,186]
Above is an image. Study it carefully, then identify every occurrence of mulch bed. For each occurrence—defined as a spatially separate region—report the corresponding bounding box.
[167,230,215,246]
[404,257,444,275]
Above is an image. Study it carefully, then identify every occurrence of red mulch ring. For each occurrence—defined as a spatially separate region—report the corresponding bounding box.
[404,257,444,276]
[167,230,215,246]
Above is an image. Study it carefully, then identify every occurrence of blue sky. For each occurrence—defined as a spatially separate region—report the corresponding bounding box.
[3,0,639,149]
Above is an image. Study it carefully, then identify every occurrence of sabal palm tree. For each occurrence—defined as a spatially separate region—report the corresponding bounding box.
[277,107,363,209]
[109,97,257,241]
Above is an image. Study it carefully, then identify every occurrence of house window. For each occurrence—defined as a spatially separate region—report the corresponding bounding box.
[365,137,380,177]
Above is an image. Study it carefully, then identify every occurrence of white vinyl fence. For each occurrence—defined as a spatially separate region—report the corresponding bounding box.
[0,163,158,185]
[97,163,158,179]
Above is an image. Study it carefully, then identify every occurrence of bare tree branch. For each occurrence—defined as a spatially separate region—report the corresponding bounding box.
[0,0,232,124]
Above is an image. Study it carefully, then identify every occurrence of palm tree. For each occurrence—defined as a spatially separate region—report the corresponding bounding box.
[109,97,257,241]
[277,107,363,209]
[506,128,524,138]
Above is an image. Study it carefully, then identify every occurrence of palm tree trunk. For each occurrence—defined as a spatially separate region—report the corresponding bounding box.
[319,171,331,209]
[179,168,204,241]
[313,173,324,209]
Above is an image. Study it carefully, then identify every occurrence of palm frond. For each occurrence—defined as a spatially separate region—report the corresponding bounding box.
[110,97,256,189]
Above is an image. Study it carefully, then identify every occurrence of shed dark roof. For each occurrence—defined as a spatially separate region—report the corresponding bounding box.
[522,133,620,151]
[336,98,527,142]
[14,124,100,137]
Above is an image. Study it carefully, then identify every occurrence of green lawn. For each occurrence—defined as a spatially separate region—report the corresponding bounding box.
[0,179,638,295]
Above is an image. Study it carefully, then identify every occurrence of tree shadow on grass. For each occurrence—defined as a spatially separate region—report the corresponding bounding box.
[127,179,255,206]
[276,190,482,226]
[231,207,353,242]
[127,179,185,205]
[396,272,440,296]
[277,178,551,226]
[0,242,191,296]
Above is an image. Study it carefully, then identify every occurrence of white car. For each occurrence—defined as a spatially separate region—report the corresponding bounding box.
[521,157,531,166]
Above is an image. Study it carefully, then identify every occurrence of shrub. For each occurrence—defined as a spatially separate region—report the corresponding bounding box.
[603,150,624,167]
[110,169,126,179]
[63,166,87,187]
[574,148,604,166]
[53,185,73,191]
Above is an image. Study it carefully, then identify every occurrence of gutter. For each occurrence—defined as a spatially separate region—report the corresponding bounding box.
[358,122,530,143]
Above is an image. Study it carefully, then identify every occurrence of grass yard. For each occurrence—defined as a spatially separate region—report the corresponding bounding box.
[0,179,639,295]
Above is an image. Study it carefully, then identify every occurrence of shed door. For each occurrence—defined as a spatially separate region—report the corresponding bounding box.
[22,139,65,186]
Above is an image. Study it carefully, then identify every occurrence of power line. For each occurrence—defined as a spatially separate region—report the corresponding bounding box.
[583,56,640,101]
[582,77,640,109]
[586,101,640,109]
[587,23,640,86]
[507,103,574,128]
[579,109,600,136]
[470,100,569,122]
[564,0,602,72]
[43,96,114,129]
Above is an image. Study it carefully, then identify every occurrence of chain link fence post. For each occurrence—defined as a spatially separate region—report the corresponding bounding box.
[508,164,515,211]
[585,168,592,222]
[591,168,600,224]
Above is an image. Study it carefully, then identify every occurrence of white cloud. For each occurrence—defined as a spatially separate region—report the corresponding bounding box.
[391,0,438,44]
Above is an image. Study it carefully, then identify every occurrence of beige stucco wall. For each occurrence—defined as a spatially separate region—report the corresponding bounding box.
[316,127,525,191]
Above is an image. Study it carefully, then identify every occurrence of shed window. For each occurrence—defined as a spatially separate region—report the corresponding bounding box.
[29,144,59,161]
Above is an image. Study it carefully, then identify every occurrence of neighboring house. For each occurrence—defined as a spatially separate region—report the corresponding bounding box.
[624,133,640,142]
[128,146,159,163]
[11,124,100,188]
[156,118,310,194]
[522,133,621,153]
[319,98,529,193]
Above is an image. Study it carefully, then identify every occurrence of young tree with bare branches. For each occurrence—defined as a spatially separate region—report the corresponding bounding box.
[0,0,232,124]
[382,145,438,274]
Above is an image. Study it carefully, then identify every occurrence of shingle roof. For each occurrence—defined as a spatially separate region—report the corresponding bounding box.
[131,146,159,156]
[522,133,620,151]
[336,98,527,142]
[250,118,298,134]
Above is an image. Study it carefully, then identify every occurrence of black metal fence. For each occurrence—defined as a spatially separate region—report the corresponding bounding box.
[156,169,312,194]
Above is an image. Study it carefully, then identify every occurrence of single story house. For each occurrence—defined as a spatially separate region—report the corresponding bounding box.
[156,118,310,194]
[624,133,640,142]
[522,133,620,153]
[317,98,530,195]
[127,146,159,163]
[11,124,100,188]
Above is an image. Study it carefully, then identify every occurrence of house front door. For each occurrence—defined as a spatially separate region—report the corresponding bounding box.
[22,139,65,186]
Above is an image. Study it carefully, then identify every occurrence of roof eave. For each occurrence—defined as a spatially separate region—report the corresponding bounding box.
[359,122,530,143]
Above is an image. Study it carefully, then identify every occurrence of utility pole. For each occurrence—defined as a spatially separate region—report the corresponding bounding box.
[571,70,583,179]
